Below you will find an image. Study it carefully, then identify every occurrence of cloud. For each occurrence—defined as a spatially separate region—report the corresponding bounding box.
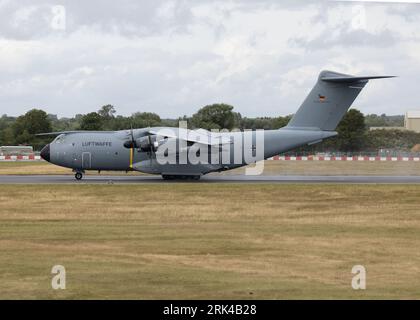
[0,0,196,39]
[292,27,398,50]
[0,0,419,118]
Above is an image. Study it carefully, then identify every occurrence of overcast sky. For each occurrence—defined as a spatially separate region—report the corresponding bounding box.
[0,0,419,118]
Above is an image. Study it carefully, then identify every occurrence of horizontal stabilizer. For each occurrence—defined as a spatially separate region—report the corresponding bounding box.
[321,75,396,83]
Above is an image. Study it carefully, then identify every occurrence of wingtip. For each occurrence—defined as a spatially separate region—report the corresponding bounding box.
[376,75,397,79]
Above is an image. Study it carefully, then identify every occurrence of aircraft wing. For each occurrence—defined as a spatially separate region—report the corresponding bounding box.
[35,131,79,136]
[35,130,115,136]
[147,128,232,146]
[36,128,232,146]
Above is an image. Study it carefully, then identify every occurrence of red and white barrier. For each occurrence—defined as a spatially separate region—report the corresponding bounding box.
[0,155,41,161]
[268,156,420,161]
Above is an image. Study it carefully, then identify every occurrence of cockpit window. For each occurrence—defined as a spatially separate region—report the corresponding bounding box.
[53,134,66,144]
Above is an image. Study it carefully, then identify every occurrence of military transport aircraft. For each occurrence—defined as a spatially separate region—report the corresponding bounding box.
[39,70,394,180]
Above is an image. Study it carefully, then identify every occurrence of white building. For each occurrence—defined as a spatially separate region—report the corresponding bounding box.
[405,111,420,133]
[0,146,33,156]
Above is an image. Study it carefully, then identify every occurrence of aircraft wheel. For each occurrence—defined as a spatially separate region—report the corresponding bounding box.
[75,172,83,180]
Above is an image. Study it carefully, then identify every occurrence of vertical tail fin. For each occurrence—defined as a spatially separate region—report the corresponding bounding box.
[286,70,395,131]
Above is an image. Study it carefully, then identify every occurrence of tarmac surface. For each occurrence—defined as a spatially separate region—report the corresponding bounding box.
[2,174,420,184]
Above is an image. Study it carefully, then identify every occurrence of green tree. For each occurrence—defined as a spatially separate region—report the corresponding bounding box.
[0,127,15,145]
[365,129,420,153]
[272,115,292,129]
[98,104,116,120]
[13,109,52,135]
[191,103,236,130]
[109,115,132,130]
[79,112,103,130]
[238,115,291,130]
[131,112,161,128]
[98,105,117,130]
[0,115,16,145]
[365,113,404,128]
[335,109,366,152]
[15,129,32,145]
[12,109,52,149]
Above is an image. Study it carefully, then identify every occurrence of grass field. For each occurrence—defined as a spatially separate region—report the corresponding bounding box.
[1,160,420,176]
[0,184,419,299]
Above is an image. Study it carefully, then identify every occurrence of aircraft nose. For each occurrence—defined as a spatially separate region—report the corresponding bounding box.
[40,144,50,162]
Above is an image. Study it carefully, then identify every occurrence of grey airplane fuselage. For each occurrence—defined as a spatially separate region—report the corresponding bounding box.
[46,128,335,176]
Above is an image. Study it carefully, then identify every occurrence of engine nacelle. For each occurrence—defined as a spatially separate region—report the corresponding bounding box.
[136,135,165,152]
[124,134,168,152]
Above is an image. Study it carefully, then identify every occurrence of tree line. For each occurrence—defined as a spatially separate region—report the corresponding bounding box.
[0,103,416,153]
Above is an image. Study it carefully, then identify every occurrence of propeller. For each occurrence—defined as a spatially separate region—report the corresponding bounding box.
[123,125,137,149]
[148,134,158,160]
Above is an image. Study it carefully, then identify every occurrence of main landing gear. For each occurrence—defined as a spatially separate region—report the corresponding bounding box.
[162,175,201,181]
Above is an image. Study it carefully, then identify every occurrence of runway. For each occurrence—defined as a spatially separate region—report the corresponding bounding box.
[2,174,420,184]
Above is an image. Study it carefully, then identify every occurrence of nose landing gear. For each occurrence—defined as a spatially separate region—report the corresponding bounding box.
[73,170,85,180]
[75,172,83,180]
